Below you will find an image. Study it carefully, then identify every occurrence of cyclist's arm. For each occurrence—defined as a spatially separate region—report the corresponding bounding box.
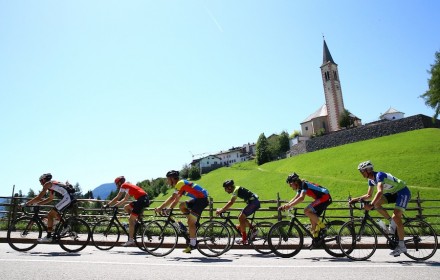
[350,187,373,203]
[168,193,182,210]
[217,196,237,214]
[26,182,51,205]
[107,191,124,207]
[113,192,130,207]
[38,190,55,205]
[369,182,384,206]
[156,192,179,211]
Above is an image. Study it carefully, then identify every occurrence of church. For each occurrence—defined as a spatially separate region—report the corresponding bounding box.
[300,40,361,137]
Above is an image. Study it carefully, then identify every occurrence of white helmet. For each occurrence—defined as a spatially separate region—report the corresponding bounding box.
[358,161,374,171]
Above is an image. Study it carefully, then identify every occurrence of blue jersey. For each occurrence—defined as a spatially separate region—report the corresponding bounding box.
[297,181,330,199]
[368,172,406,194]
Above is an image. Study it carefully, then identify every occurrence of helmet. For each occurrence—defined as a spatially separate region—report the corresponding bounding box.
[114,176,126,185]
[223,179,234,188]
[286,173,300,184]
[166,170,179,179]
[39,173,52,183]
[358,161,374,171]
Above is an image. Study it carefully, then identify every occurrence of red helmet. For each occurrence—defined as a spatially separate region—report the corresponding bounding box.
[114,176,126,185]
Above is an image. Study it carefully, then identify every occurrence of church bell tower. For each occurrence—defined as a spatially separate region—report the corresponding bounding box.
[320,39,345,132]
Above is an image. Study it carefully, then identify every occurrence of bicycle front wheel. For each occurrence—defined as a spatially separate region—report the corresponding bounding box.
[7,217,42,251]
[403,219,438,261]
[142,220,178,257]
[92,219,120,250]
[250,222,273,254]
[322,220,345,257]
[338,220,377,261]
[57,217,91,253]
[197,221,230,257]
[268,221,303,258]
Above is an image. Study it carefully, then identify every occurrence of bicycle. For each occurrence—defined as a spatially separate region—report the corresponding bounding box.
[217,211,272,254]
[338,200,438,261]
[91,206,148,251]
[7,202,91,253]
[142,209,230,257]
[267,208,345,258]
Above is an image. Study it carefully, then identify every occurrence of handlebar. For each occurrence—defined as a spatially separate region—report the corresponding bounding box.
[349,199,371,210]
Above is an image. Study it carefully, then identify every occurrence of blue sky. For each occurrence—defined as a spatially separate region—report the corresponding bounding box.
[1,0,439,196]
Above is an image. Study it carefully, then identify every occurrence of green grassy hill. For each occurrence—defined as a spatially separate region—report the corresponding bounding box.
[160,128,440,203]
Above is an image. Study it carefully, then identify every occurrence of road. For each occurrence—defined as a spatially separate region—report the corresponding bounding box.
[0,243,439,280]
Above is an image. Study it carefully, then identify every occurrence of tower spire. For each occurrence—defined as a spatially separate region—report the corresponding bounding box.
[322,39,335,65]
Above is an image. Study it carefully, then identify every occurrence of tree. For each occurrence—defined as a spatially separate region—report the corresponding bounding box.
[188,166,201,180]
[255,133,270,165]
[339,109,354,129]
[278,131,291,154]
[420,51,440,119]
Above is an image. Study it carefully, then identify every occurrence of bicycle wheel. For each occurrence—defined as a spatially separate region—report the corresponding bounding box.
[223,223,236,252]
[133,221,149,251]
[92,219,120,250]
[7,217,42,251]
[197,220,230,257]
[268,221,303,258]
[403,219,438,261]
[57,217,91,253]
[142,220,178,257]
[322,220,345,257]
[250,222,273,254]
[338,220,377,261]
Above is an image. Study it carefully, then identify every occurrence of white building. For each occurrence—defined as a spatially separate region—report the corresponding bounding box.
[380,107,404,121]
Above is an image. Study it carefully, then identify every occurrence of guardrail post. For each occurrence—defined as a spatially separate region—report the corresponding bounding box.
[277,192,282,221]
[208,196,214,220]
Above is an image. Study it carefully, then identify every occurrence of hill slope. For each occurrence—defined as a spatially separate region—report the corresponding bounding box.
[158,128,440,203]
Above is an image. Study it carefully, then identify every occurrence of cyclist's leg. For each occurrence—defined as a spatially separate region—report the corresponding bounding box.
[374,195,392,220]
[240,200,260,243]
[182,198,208,251]
[390,187,411,256]
[307,196,330,235]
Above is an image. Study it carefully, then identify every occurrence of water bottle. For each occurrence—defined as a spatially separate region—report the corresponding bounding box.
[122,222,129,230]
[376,219,387,232]
[173,221,182,233]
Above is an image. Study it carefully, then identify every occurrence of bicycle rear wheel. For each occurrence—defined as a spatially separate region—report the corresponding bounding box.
[250,222,273,254]
[57,217,91,253]
[403,219,438,261]
[322,220,345,257]
[92,219,120,250]
[142,220,178,257]
[197,221,230,257]
[7,217,42,251]
[268,221,303,258]
[338,220,377,261]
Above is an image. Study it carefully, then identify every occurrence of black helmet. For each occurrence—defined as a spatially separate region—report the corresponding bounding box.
[114,176,126,185]
[39,173,52,183]
[223,179,234,188]
[286,173,300,183]
[166,170,179,179]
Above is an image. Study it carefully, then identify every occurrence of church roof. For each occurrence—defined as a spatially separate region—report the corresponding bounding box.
[381,107,403,115]
[301,104,327,123]
[322,40,335,65]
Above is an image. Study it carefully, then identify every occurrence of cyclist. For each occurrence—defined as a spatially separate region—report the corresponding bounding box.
[155,170,209,253]
[279,172,332,237]
[351,160,411,257]
[105,176,150,247]
[26,173,75,242]
[216,179,260,245]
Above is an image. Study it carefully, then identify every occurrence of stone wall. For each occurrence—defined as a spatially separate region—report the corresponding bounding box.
[304,114,440,153]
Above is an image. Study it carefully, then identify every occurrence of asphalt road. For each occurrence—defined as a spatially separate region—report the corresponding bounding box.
[0,243,439,280]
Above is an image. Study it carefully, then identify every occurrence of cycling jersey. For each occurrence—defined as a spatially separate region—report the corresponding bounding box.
[368,172,407,194]
[49,180,71,197]
[297,180,330,199]
[232,186,258,204]
[119,182,147,200]
[174,179,209,199]
[47,180,73,212]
